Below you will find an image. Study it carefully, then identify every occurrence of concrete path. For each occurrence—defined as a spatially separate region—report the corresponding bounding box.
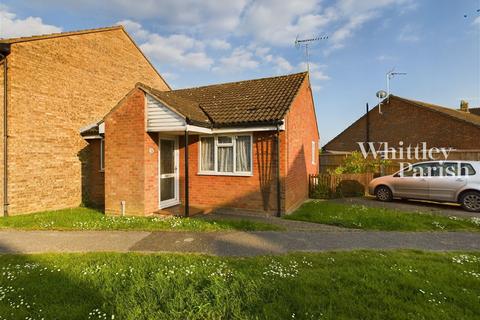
[0,230,479,256]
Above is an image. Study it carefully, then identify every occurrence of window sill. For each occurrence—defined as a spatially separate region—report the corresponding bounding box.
[99,169,105,173]
[197,171,253,177]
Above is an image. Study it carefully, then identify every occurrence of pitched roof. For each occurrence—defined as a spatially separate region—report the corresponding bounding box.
[171,72,308,127]
[0,25,172,90]
[137,84,211,127]
[0,26,123,44]
[391,95,480,127]
[81,72,308,135]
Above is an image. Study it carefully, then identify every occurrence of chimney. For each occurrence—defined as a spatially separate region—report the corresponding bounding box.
[460,100,469,113]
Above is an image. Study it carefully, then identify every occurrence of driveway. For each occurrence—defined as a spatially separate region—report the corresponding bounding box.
[0,230,479,256]
[332,197,479,218]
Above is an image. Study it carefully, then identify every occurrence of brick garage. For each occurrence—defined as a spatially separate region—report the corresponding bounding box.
[324,95,480,152]
[0,26,169,215]
[92,72,319,216]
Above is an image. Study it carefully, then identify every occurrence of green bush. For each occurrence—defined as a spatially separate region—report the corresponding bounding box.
[332,151,390,174]
[310,182,332,199]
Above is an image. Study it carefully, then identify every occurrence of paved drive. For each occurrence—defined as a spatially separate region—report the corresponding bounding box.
[0,230,479,256]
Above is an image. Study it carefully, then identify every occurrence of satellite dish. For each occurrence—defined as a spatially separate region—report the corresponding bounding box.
[376,90,387,99]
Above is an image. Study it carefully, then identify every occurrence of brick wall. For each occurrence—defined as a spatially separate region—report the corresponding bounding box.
[178,131,282,215]
[6,28,168,215]
[325,97,480,152]
[284,76,319,213]
[82,139,104,208]
[0,62,4,214]
[104,88,159,216]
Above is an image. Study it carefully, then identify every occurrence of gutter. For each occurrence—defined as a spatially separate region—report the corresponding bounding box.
[0,43,11,217]
[276,124,281,217]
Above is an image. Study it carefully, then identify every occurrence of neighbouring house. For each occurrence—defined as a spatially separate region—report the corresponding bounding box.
[81,71,319,216]
[321,95,480,173]
[324,95,480,152]
[0,26,170,216]
[471,107,480,116]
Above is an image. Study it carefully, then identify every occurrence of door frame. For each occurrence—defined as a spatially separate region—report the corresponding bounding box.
[158,135,180,209]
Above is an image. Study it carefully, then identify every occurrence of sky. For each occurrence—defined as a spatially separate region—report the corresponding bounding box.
[0,0,479,145]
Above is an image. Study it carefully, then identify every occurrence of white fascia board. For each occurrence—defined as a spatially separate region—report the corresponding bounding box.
[83,135,103,140]
[98,122,105,134]
[148,126,188,132]
[186,125,212,134]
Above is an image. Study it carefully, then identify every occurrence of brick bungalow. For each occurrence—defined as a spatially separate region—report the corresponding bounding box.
[0,26,170,216]
[81,72,319,216]
[324,95,480,152]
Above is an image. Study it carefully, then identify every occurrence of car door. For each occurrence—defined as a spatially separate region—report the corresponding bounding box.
[428,162,467,202]
[391,163,431,199]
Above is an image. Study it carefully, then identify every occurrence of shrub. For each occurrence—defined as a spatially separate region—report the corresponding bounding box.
[310,181,332,199]
[332,151,390,174]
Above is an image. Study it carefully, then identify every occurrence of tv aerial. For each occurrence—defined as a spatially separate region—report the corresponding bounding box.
[386,68,407,100]
[295,34,328,72]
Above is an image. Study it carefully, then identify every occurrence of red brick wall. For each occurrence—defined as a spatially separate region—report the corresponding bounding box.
[325,97,480,152]
[82,139,104,208]
[284,76,320,212]
[178,132,282,215]
[144,132,159,215]
[104,89,156,216]
[101,80,318,216]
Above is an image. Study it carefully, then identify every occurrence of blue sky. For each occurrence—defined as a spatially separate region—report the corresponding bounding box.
[0,0,479,144]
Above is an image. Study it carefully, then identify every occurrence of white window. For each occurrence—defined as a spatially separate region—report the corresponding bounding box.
[199,134,252,175]
[311,141,316,165]
[100,138,105,171]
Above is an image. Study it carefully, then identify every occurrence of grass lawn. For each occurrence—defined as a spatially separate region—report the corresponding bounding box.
[0,207,283,232]
[285,200,480,231]
[0,251,478,319]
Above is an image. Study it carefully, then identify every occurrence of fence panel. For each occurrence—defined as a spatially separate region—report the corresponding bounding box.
[309,173,374,197]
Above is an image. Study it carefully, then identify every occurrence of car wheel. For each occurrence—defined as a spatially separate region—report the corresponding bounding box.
[375,185,393,202]
[460,191,480,212]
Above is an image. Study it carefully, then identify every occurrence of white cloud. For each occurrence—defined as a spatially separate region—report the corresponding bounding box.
[213,47,259,73]
[240,0,334,46]
[273,56,293,73]
[42,0,248,34]
[322,0,418,53]
[376,54,396,61]
[120,20,213,70]
[208,39,231,50]
[0,7,62,38]
[473,17,480,26]
[327,12,375,52]
[397,24,420,42]
[298,62,330,81]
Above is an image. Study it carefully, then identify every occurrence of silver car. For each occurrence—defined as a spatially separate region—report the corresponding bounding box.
[368,161,480,212]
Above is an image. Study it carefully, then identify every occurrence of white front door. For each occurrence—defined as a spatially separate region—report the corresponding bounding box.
[159,136,179,209]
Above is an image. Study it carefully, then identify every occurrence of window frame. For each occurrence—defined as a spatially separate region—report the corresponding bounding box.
[100,138,105,172]
[198,133,253,176]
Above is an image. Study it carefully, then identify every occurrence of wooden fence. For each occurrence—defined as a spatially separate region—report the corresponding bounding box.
[309,172,375,198]
[319,150,480,175]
